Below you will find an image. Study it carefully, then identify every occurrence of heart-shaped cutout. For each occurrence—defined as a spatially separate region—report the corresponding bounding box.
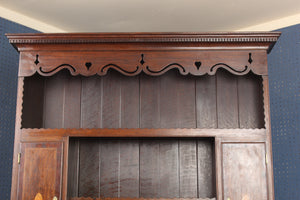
[195,61,202,70]
[85,62,92,70]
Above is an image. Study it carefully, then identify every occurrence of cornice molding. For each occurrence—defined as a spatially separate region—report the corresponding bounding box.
[8,32,279,77]
[7,32,281,45]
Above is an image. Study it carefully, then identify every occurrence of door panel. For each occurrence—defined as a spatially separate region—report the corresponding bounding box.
[222,143,267,200]
[18,142,63,200]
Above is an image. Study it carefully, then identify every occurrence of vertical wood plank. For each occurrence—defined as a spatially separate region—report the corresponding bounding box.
[119,139,139,197]
[119,75,140,196]
[79,139,100,198]
[100,140,120,197]
[160,71,196,128]
[120,76,139,128]
[139,140,160,197]
[177,75,196,128]
[160,71,197,198]
[158,72,180,197]
[10,77,24,200]
[22,75,44,128]
[72,138,216,199]
[196,75,217,128]
[159,139,179,198]
[62,136,70,200]
[43,72,66,128]
[81,76,102,128]
[67,139,80,198]
[198,139,215,198]
[160,71,179,128]
[140,74,161,128]
[179,140,197,197]
[64,76,81,128]
[214,138,222,200]
[238,74,264,128]
[216,70,239,128]
[102,72,121,128]
[262,76,275,200]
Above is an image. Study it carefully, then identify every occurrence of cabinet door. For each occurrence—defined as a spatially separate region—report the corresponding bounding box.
[222,143,268,200]
[18,142,63,200]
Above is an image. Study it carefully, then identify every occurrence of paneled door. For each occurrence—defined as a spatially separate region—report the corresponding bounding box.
[222,143,268,200]
[18,142,63,200]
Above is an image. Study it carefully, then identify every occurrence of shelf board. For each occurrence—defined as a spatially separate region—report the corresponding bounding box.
[20,128,266,142]
[70,198,216,200]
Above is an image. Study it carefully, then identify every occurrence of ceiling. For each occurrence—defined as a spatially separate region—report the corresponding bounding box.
[0,0,299,33]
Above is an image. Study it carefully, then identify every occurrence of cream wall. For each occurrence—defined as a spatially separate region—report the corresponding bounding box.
[0,6,65,32]
[0,4,299,32]
[238,13,300,31]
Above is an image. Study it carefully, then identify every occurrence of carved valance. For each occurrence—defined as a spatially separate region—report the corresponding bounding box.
[7,32,280,77]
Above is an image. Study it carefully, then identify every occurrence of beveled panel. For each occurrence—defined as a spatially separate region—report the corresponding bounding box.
[18,142,63,200]
[222,143,268,200]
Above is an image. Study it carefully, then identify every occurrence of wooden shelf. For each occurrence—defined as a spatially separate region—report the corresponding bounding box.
[20,128,266,142]
[69,198,216,200]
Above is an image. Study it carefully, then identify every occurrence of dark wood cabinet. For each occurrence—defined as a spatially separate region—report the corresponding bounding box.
[7,32,280,200]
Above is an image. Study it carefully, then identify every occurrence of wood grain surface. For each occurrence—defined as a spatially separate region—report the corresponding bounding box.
[197,140,215,198]
[18,142,62,200]
[70,198,216,200]
[43,72,66,128]
[81,76,102,128]
[216,69,239,128]
[64,75,82,128]
[222,143,268,200]
[67,139,80,198]
[22,75,44,128]
[196,75,217,129]
[79,139,100,198]
[119,139,139,197]
[22,70,264,130]
[140,74,161,128]
[140,139,160,197]
[120,75,140,128]
[68,138,215,199]
[237,74,264,128]
[179,140,197,197]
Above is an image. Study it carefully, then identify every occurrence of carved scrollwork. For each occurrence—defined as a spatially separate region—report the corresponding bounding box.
[99,64,141,76]
[36,61,252,76]
[145,63,186,75]
[39,64,76,75]
[209,63,249,75]
[36,60,251,76]
[29,51,263,77]
[206,52,253,75]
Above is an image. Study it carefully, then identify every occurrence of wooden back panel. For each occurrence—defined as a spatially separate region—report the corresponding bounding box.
[68,138,215,199]
[22,70,264,129]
